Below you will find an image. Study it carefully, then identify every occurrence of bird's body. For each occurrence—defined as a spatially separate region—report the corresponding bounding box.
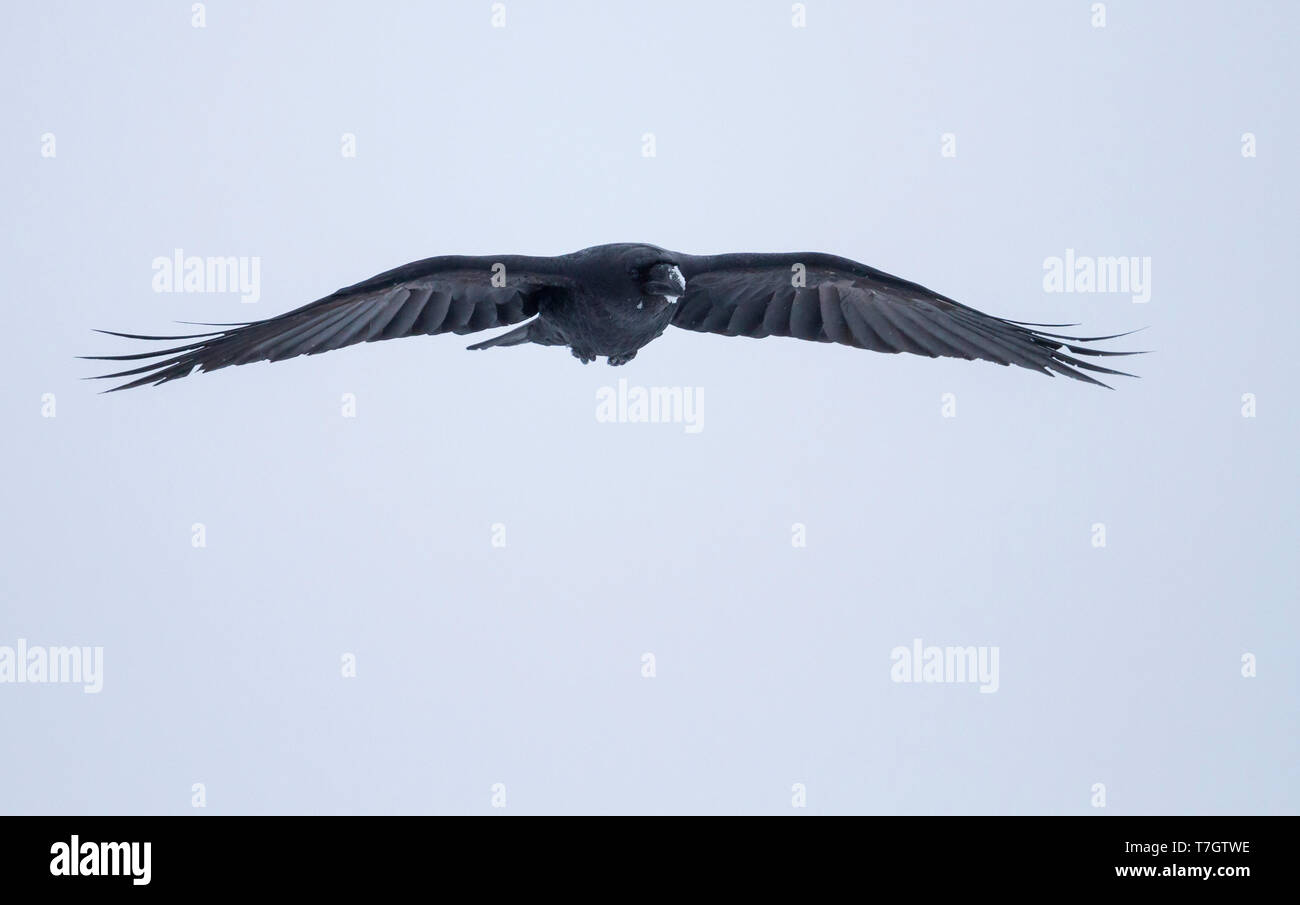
[88,243,1138,390]
[479,245,683,364]
[547,285,677,364]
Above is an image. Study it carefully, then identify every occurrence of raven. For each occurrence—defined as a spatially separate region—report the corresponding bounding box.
[87,243,1138,390]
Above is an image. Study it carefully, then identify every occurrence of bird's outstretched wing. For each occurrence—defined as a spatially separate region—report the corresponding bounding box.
[85,255,570,391]
[670,252,1140,387]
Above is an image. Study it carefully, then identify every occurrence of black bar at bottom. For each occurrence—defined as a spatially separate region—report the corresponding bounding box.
[0,817,1285,890]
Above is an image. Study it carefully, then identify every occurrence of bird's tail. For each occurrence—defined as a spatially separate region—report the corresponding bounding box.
[466,317,564,351]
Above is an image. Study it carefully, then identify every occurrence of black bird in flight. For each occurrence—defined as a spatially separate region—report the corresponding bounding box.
[88,243,1138,390]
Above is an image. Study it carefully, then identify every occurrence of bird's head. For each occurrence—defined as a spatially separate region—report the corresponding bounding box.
[639,261,686,303]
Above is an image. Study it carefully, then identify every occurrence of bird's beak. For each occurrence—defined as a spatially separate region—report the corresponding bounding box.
[645,263,687,297]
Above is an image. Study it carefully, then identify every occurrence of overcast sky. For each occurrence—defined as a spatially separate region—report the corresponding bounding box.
[1,0,1295,814]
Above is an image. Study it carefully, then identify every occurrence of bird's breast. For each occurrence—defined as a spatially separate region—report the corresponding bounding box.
[547,291,673,356]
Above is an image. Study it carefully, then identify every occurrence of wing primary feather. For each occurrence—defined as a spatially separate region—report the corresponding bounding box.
[869,297,935,356]
[94,328,225,341]
[905,305,1001,362]
[79,340,209,362]
[888,304,979,359]
[380,286,432,339]
[259,302,363,360]
[839,296,891,351]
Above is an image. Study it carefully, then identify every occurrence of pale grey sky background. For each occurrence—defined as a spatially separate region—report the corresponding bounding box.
[1,1,1295,814]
